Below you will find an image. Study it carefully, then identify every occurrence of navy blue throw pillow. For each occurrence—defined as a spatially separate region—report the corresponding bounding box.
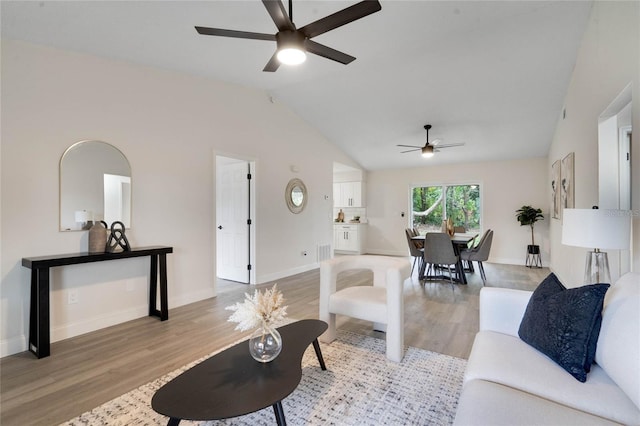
[518,273,609,382]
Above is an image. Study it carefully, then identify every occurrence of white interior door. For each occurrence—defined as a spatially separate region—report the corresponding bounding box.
[216,158,250,283]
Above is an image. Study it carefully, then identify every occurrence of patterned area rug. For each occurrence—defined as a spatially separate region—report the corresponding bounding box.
[62,331,466,426]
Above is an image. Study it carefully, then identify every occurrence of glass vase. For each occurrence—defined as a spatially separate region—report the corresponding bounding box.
[248,324,282,363]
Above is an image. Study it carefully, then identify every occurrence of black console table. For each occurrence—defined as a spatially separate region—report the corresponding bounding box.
[22,246,173,359]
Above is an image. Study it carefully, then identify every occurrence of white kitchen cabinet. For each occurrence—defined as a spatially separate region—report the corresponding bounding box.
[334,224,366,254]
[333,182,364,207]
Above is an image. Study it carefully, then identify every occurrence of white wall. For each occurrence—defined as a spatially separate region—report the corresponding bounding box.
[547,1,640,286]
[365,157,548,265]
[0,40,357,356]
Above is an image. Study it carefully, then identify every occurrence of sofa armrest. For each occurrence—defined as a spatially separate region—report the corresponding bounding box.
[479,287,532,336]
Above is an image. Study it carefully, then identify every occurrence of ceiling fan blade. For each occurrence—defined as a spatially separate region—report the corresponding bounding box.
[305,40,355,64]
[195,26,276,41]
[262,0,295,32]
[396,144,422,148]
[299,0,382,39]
[263,52,281,72]
[400,148,421,154]
[436,143,465,148]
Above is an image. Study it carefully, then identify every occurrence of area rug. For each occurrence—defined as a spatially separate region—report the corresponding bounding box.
[62,331,466,426]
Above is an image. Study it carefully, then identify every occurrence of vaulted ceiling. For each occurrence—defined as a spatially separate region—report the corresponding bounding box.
[1,1,593,170]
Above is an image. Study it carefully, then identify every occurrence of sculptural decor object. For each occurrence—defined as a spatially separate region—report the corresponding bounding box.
[107,221,131,252]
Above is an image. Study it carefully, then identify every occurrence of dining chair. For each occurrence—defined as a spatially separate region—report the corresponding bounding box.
[405,229,424,275]
[460,229,494,285]
[462,233,480,271]
[409,227,424,249]
[461,229,490,271]
[423,232,459,288]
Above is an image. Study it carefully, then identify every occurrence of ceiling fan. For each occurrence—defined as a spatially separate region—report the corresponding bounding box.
[397,125,465,158]
[195,0,382,72]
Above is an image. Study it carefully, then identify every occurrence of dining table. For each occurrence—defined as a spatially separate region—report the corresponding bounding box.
[412,233,475,284]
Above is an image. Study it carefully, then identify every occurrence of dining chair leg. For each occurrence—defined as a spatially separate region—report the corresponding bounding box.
[448,265,457,290]
[425,263,434,280]
[478,262,486,286]
[411,257,417,275]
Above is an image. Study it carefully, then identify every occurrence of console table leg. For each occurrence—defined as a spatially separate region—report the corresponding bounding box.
[148,254,169,321]
[272,401,287,426]
[29,267,50,358]
[159,254,168,321]
[312,338,327,371]
[149,255,158,317]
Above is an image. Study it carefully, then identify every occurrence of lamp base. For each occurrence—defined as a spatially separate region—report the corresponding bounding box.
[584,251,611,284]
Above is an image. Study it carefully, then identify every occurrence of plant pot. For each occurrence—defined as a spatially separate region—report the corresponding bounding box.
[527,245,540,254]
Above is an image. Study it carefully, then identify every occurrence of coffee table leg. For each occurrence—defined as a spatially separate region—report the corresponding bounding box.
[167,418,181,426]
[272,401,287,426]
[312,338,327,371]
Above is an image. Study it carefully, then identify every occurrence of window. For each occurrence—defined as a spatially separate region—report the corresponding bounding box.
[411,184,481,234]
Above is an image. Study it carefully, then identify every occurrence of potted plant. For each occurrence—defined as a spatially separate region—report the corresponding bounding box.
[515,206,544,255]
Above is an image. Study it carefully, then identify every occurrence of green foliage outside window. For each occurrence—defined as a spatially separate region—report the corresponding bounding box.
[412,185,480,234]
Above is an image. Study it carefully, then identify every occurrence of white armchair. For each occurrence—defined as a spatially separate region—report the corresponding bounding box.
[319,255,411,362]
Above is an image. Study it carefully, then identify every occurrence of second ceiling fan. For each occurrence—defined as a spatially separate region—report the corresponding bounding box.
[397,125,465,158]
[195,0,382,72]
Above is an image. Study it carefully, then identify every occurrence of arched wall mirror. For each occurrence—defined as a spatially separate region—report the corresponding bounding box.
[60,140,132,231]
[285,178,307,214]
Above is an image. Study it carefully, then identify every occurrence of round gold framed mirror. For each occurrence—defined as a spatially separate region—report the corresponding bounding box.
[285,178,307,214]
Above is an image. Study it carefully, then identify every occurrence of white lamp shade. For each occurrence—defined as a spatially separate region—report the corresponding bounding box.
[562,209,631,250]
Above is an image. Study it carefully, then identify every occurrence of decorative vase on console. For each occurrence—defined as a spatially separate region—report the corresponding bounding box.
[88,221,109,253]
[226,284,288,363]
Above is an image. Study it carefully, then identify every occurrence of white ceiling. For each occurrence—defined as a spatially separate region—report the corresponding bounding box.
[1,1,593,170]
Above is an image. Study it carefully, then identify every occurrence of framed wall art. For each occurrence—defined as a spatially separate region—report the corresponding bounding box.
[561,152,575,212]
[551,159,560,219]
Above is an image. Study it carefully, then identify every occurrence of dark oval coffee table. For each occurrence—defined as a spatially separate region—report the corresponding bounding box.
[151,319,328,425]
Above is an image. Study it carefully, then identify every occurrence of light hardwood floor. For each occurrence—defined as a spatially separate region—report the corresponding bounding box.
[0,260,548,425]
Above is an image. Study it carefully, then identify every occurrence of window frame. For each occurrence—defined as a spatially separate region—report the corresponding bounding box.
[408,181,483,234]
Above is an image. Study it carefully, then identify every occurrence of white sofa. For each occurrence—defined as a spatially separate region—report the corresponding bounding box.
[454,272,640,425]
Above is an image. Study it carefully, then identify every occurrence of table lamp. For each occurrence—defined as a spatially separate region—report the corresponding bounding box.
[561,208,631,284]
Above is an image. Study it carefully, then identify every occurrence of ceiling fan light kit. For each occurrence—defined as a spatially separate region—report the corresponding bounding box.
[276,30,306,65]
[195,0,381,72]
[421,146,434,158]
[397,124,465,159]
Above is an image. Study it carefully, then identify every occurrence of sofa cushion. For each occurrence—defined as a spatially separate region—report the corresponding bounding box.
[454,379,621,426]
[464,331,640,425]
[518,273,609,382]
[595,272,640,410]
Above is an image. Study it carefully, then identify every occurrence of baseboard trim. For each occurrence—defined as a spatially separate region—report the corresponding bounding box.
[0,335,27,358]
[257,263,319,284]
[1,288,218,358]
